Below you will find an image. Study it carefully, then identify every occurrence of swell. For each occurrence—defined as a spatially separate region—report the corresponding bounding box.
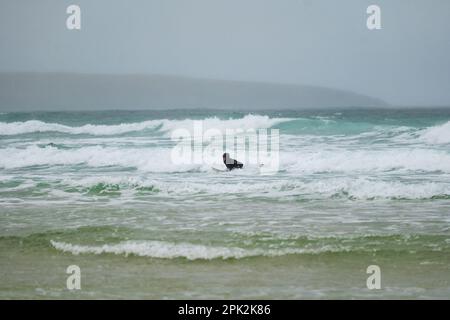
[0,228,448,260]
[1,145,450,173]
[0,115,292,136]
[1,113,449,146]
[1,175,450,201]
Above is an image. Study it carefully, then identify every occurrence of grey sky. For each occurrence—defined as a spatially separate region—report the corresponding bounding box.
[1,0,449,106]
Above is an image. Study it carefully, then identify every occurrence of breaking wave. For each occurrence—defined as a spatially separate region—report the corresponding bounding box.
[1,145,450,174]
[0,115,292,136]
[50,240,355,260]
[420,121,450,144]
[3,175,449,201]
[69,177,450,200]
[49,232,450,260]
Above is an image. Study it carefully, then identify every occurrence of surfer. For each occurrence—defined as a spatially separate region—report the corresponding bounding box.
[223,153,243,171]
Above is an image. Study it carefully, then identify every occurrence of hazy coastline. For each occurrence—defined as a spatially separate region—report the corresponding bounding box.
[0,73,388,111]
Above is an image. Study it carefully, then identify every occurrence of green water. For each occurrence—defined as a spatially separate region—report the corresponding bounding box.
[0,108,449,299]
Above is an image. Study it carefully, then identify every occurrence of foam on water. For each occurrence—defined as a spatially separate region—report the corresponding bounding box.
[0,115,292,136]
[50,240,353,260]
[281,148,450,173]
[1,109,450,299]
[48,231,450,260]
[420,121,450,144]
[0,145,197,172]
[3,174,448,201]
[1,144,450,173]
[74,177,450,200]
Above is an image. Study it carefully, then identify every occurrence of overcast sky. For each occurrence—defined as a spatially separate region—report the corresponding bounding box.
[1,0,449,106]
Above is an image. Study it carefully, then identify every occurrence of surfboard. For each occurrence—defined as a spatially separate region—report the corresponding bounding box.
[211,167,228,172]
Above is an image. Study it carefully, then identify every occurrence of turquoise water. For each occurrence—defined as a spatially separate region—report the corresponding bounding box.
[0,108,449,299]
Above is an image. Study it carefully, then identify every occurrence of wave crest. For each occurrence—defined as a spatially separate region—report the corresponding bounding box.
[50,240,350,260]
[0,115,291,136]
[420,121,450,144]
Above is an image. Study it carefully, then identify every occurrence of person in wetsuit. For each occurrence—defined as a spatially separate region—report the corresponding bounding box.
[223,153,243,171]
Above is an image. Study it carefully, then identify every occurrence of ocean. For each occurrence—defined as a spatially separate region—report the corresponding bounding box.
[0,108,449,299]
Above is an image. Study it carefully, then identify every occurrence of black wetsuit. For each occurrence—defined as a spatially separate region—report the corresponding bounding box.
[223,154,243,171]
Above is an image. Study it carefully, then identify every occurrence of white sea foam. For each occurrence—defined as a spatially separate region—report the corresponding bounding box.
[0,115,291,136]
[281,148,450,173]
[420,121,450,144]
[0,145,201,172]
[1,144,450,175]
[2,117,450,202]
[50,240,351,260]
[295,178,450,200]
[55,175,450,200]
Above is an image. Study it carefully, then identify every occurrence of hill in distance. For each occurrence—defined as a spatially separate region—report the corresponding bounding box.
[0,73,388,111]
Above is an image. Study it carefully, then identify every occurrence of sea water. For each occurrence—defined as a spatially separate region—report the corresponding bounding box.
[0,108,449,299]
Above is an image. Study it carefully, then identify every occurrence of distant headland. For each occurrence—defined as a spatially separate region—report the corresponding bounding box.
[0,73,388,111]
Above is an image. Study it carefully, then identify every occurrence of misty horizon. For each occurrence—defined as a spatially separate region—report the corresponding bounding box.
[1,72,393,111]
[2,71,450,112]
[1,0,450,108]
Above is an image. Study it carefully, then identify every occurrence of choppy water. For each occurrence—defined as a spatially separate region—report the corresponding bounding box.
[1,108,449,299]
